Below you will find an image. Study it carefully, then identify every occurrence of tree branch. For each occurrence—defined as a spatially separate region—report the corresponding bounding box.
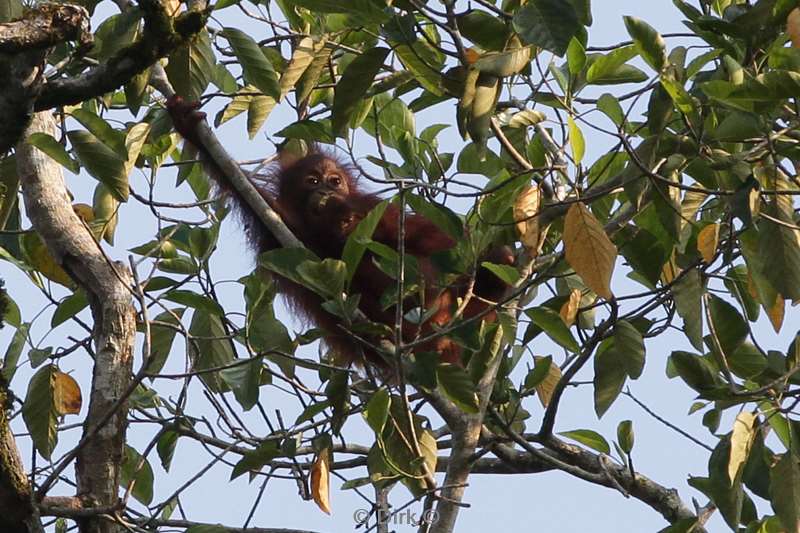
[16,112,135,533]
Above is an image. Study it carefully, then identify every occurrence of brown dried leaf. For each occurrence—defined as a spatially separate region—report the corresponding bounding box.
[53,371,82,415]
[697,223,719,263]
[560,288,581,327]
[767,294,785,333]
[311,450,331,514]
[514,185,541,253]
[563,203,617,300]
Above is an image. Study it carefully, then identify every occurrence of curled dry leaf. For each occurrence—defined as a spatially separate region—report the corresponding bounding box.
[728,411,756,484]
[563,202,617,300]
[311,450,331,514]
[560,288,581,327]
[514,185,541,254]
[534,355,562,408]
[697,223,719,264]
[53,371,82,415]
[767,294,785,333]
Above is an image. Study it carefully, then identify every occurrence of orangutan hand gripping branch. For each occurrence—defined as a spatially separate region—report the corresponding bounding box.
[166,96,513,367]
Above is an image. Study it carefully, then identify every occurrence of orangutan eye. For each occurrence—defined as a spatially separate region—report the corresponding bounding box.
[329,176,342,187]
[306,176,320,186]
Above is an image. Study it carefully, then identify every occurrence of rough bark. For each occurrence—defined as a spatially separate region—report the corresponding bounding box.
[17,112,135,533]
[0,4,90,153]
[0,386,33,533]
[0,4,89,53]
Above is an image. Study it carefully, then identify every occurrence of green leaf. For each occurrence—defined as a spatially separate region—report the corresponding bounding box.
[757,191,800,301]
[67,131,128,202]
[21,364,59,459]
[513,0,582,56]
[480,263,520,287]
[163,291,223,317]
[290,0,389,26]
[188,310,235,393]
[456,10,509,51]
[297,258,347,299]
[614,320,645,379]
[71,109,127,156]
[220,357,262,411]
[672,270,704,351]
[623,16,667,72]
[231,440,280,480]
[586,45,638,84]
[405,195,463,240]
[2,322,28,382]
[723,266,759,322]
[597,93,624,125]
[669,351,718,393]
[120,445,154,505]
[707,294,748,357]
[51,291,89,328]
[157,430,178,472]
[332,47,390,137]
[593,340,627,418]
[527,307,580,352]
[559,429,610,454]
[165,31,215,101]
[275,120,335,144]
[771,453,800,533]
[437,363,480,414]
[222,28,280,99]
[341,201,389,281]
[617,420,634,454]
[247,93,277,139]
[363,388,390,434]
[26,133,79,174]
[260,248,320,285]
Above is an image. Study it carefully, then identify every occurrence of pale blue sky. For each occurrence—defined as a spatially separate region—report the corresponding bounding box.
[2,2,795,532]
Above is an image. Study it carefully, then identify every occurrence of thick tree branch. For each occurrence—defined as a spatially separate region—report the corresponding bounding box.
[0,4,89,53]
[0,385,40,533]
[16,112,135,533]
[34,0,206,111]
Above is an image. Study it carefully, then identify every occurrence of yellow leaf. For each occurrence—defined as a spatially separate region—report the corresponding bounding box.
[789,8,800,48]
[534,356,562,408]
[280,37,326,99]
[563,202,617,300]
[72,203,95,223]
[53,371,82,415]
[728,411,756,484]
[21,232,75,288]
[767,294,785,333]
[660,250,679,285]
[697,223,719,263]
[311,450,331,514]
[560,288,581,327]
[513,185,541,253]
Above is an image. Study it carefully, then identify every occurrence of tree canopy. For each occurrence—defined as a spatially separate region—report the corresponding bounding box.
[2,1,800,532]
